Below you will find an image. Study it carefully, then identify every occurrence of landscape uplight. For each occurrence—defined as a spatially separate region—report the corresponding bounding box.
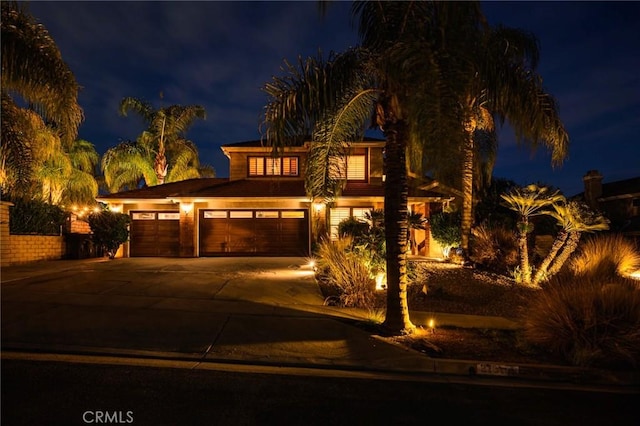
[375,272,386,291]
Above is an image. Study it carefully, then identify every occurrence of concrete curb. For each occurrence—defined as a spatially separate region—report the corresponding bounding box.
[3,343,638,391]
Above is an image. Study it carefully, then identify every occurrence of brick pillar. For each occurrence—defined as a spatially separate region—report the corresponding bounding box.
[1,201,13,265]
[179,204,196,257]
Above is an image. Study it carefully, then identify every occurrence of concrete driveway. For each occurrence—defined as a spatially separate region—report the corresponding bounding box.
[1,257,434,372]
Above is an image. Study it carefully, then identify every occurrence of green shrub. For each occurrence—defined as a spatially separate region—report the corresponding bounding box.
[337,213,386,272]
[337,217,369,238]
[430,211,462,255]
[315,236,377,310]
[8,198,67,235]
[87,211,131,259]
[522,275,640,369]
[569,233,640,280]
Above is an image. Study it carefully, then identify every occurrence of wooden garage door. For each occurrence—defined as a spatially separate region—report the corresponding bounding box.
[129,211,180,257]
[199,210,308,256]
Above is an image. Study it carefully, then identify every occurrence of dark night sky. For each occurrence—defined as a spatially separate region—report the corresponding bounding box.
[26,0,640,196]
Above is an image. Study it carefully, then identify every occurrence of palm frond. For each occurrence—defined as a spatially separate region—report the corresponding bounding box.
[1,1,83,144]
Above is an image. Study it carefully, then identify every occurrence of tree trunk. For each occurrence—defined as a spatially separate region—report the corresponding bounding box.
[546,231,582,278]
[461,132,474,253]
[155,115,168,185]
[518,219,532,285]
[154,154,168,185]
[381,114,415,335]
[532,229,569,286]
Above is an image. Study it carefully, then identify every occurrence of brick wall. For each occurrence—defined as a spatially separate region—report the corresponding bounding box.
[0,201,65,266]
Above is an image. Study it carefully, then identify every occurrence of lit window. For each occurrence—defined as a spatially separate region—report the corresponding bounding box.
[248,157,299,177]
[329,207,371,239]
[346,155,366,180]
[266,157,281,175]
[282,157,299,176]
[328,155,366,181]
[248,157,264,176]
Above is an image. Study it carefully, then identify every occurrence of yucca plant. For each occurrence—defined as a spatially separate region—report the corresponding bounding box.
[523,275,640,369]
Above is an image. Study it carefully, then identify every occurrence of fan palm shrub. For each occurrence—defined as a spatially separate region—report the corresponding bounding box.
[501,184,564,285]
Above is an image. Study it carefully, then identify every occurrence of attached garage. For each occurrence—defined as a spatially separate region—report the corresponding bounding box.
[199,209,309,256]
[129,211,180,257]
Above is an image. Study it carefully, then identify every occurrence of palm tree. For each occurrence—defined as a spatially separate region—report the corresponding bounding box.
[262,2,453,334]
[500,184,564,285]
[29,131,99,206]
[64,139,100,205]
[1,1,83,146]
[407,8,569,254]
[538,201,609,283]
[1,1,83,197]
[102,97,210,192]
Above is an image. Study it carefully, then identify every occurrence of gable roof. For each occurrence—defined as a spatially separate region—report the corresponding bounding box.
[221,136,386,149]
[97,177,451,203]
[600,176,640,199]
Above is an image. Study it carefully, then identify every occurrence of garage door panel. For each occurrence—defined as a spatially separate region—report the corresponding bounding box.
[228,218,255,254]
[199,210,308,257]
[130,211,180,257]
[198,217,228,256]
[253,220,281,254]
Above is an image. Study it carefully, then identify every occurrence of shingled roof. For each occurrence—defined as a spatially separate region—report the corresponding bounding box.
[97,178,228,200]
[600,176,640,199]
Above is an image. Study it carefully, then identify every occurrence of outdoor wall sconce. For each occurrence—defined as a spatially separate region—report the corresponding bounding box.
[181,202,194,213]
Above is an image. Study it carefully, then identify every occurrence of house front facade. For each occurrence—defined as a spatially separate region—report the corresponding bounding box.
[97,139,456,258]
[580,170,640,242]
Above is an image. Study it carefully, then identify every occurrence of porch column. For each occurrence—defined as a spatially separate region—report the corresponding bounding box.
[179,202,196,257]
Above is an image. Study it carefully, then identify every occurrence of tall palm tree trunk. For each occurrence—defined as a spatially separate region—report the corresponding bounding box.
[546,231,582,278]
[532,229,569,286]
[381,116,415,334]
[461,132,475,253]
[154,116,168,185]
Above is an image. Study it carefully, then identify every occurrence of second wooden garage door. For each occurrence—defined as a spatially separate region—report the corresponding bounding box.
[199,210,308,256]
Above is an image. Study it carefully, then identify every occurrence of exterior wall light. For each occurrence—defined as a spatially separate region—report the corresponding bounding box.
[313,203,324,213]
[109,204,123,213]
[181,202,194,213]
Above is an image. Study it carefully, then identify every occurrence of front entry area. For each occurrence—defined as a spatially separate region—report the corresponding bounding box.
[129,211,180,257]
[199,209,309,256]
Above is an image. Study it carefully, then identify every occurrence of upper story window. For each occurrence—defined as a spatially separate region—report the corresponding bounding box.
[248,157,299,177]
[329,155,366,181]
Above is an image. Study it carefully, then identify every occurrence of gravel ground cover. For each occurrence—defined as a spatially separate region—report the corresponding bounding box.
[323,259,571,366]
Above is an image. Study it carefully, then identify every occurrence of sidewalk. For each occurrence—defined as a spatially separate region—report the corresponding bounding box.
[1,257,638,390]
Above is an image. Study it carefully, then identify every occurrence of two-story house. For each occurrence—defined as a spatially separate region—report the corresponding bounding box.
[578,170,640,243]
[97,139,456,258]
